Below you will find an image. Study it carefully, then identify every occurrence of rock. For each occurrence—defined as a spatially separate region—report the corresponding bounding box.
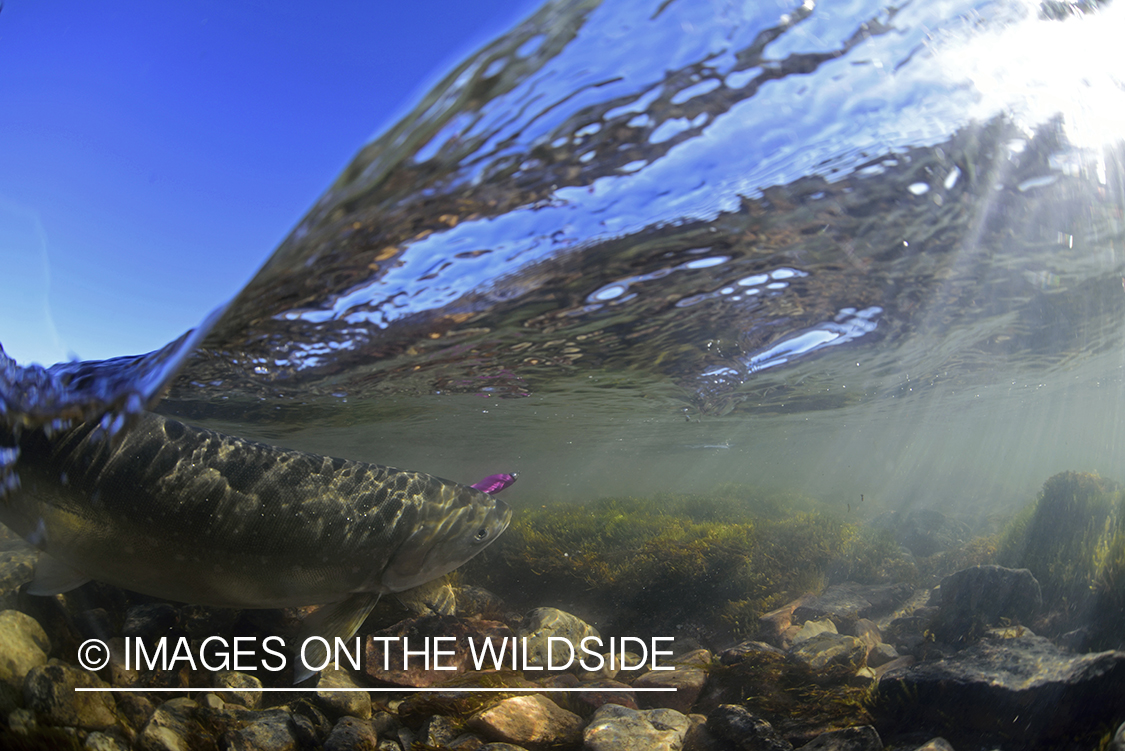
[116,692,155,734]
[288,697,335,745]
[123,603,178,640]
[418,714,460,747]
[467,693,583,750]
[793,583,915,632]
[517,607,600,670]
[583,703,691,751]
[23,660,117,730]
[478,744,531,751]
[225,709,299,751]
[8,706,38,735]
[912,739,954,751]
[396,577,457,616]
[213,670,262,709]
[364,615,513,687]
[718,641,787,666]
[875,634,1125,748]
[85,730,132,751]
[457,585,513,621]
[933,565,1041,643]
[707,704,792,751]
[682,715,729,751]
[789,633,866,673]
[137,698,212,751]
[796,725,882,750]
[866,644,898,668]
[633,666,706,713]
[316,667,371,719]
[756,595,815,649]
[324,716,378,751]
[564,678,638,714]
[871,656,914,681]
[851,620,880,651]
[791,618,838,647]
[0,609,50,713]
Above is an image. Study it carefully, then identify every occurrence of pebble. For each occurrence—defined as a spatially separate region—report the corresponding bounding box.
[324,716,378,751]
[214,670,263,709]
[913,739,955,751]
[583,703,691,751]
[633,666,706,713]
[788,633,867,672]
[225,708,300,751]
[316,667,372,719]
[137,697,207,751]
[0,609,50,713]
[467,693,583,749]
[23,660,117,730]
[707,704,792,751]
[516,607,599,669]
[791,617,838,646]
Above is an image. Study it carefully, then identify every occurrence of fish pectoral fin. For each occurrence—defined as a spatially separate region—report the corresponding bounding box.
[28,553,91,595]
[292,592,381,685]
[395,577,456,616]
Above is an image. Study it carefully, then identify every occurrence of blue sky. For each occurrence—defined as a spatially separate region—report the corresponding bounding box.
[0,1,536,366]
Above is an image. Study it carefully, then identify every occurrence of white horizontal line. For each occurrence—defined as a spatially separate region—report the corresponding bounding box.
[75,687,677,693]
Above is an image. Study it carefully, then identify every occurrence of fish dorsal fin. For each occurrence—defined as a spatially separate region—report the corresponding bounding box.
[292,592,381,684]
[28,553,91,595]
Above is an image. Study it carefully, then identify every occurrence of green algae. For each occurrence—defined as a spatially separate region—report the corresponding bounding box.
[468,485,912,639]
[997,471,1125,648]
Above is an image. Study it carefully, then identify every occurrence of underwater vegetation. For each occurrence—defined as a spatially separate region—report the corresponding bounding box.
[997,470,1125,649]
[466,484,912,641]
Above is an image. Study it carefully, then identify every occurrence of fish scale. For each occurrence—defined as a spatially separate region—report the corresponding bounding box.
[0,411,511,611]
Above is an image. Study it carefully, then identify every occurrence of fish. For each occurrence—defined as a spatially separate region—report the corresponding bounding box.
[0,410,512,681]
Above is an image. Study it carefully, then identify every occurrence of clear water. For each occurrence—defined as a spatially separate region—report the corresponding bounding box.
[3,0,1125,744]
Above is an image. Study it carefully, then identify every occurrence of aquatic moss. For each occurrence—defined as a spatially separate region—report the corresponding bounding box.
[468,486,911,639]
[996,471,1125,647]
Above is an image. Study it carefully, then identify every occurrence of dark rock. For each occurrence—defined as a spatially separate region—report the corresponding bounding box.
[866,644,898,668]
[718,641,787,667]
[0,609,50,713]
[324,716,378,751]
[418,714,461,746]
[23,661,117,730]
[683,715,737,751]
[467,693,583,750]
[797,725,883,750]
[288,697,334,743]
[137,697,216,751]
[872,509,972,558]
[364,615,513,687]
[933,565,1042,643]
[225,709,298,751]
[707,704,793,751]
[793,583,915,632]
[116,692,155,734]
[213,670,262,709]
[875,633,1125,749]
[583,703,691,751]
[123,603,178,640]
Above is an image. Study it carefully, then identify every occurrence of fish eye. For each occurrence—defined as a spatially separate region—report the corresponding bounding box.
[474,528,488,541]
